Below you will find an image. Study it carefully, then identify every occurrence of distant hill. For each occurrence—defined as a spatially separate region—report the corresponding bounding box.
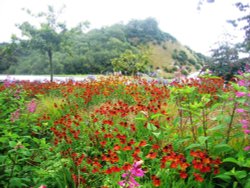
[113,17,207,78]
[148,41,206,78]
[0,17,208,77]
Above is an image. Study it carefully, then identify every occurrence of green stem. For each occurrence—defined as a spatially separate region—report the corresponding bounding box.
[189,110,196,142]
[7,154,17,188]
[202,108,208,151]
[225,101,237,144]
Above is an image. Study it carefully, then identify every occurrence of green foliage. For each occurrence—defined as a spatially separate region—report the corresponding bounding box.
[111,48,151,75]
[0,85,57,187]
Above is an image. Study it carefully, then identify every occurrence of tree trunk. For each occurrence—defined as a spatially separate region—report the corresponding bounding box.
[48,49,53,82]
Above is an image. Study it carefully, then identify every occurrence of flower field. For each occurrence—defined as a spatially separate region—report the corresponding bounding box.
[0,74,249,188]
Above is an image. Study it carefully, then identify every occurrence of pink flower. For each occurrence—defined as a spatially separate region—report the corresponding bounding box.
[236,109,245,113]
[243,129,250,134]
[237,80,245,86]
[235,92,245,97]
[242,125,248,129]
[244,146,250,151]
[131,161,144,177]
[39,185,47,188]
[118,161,144,188]
[118,180,126,187]
[118,176,139,188]
[10,109,20,122]
[27,99,37,113]
[240,119,249,125]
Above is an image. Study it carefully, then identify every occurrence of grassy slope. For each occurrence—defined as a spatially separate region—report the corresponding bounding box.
[148,41,204,78]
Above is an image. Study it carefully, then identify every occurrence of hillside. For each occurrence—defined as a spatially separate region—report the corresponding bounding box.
[0,17,207,77]
[149,41,206,78]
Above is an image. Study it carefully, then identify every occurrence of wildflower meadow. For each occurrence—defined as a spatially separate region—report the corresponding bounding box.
[0,73,249,188]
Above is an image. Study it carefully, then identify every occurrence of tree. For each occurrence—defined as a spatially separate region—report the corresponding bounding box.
[209,44,247,80]
[14,6,67,81]
[111,48,151,75]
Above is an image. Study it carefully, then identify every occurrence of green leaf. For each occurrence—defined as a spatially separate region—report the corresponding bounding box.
[224,116,232,124]
[0,155,7,163]
[198,136,209,144]
[0,136,8,143]
[209,124,225,132]
[151,113,163,119]
[210,103,222,111]
[173,117,180,127]
[152,132,161,138]
[223,157,239,165]
[213,144,233,154]
[9,141,17,148]
[9,177,23,188]
[235,171,247,179]
[214,174,232,182]
[135,117,147,121]
[185,143,202,150]
[147,123,157,131]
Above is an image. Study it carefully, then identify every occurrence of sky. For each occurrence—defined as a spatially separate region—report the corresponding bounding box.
[0,0,247,55]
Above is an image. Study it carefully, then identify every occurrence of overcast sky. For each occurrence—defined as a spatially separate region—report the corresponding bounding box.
[0,0,247,55]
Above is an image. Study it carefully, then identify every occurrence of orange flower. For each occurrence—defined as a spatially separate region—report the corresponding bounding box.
[139,140,147,147]
[113,144,121,151]
[146,151,157,159]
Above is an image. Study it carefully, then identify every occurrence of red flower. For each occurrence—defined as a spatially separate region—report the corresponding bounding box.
[170,161,178,169]
[180,171,188,179]
[152,175,161,187]
[152,144,160,150]
[100,141,107,147]
[123,144,133,151]
[113,144,121,151]
[193,173,204,182]
[214,167,220,175]
[122,163,132,171]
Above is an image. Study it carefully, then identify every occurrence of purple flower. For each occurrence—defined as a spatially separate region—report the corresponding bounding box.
[235,92,246,97]
[27,99,37,113]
